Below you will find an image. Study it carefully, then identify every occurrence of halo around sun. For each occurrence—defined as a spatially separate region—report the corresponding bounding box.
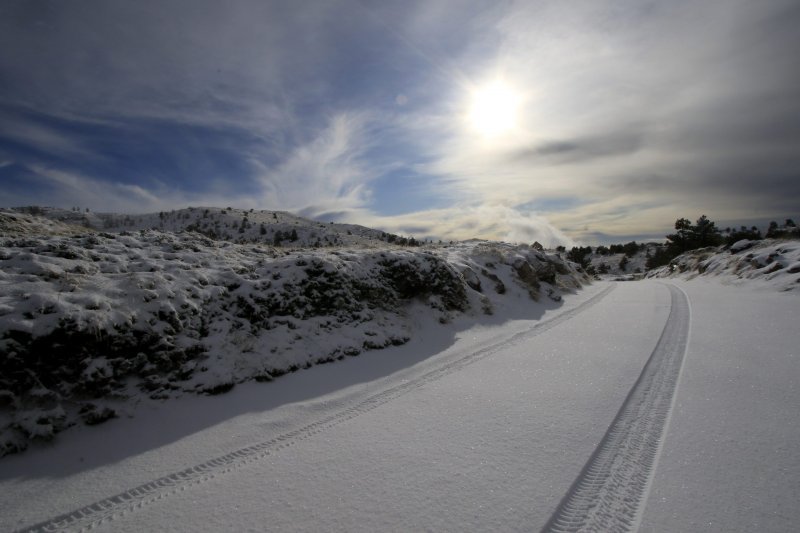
[467,80,522,138]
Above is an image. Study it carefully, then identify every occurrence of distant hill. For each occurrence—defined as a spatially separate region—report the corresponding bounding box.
[9,206,421,248]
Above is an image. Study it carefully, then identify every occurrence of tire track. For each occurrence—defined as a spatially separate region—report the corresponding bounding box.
[17,284,616,533]
[542,283,690,533]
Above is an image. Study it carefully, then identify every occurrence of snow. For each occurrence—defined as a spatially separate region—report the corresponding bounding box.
[647,239,800,292]
[588,246,656,278]
[640,279,800,532]
[2,278,795,532]
[2,281,666,531]
[7,206,419,248]
[0,208,587,455]
[2,209,798,531]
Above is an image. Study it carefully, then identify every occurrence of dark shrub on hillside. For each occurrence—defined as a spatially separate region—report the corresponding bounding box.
[566,246,592,268]
[766,220,799,239]
[724,225,763,246]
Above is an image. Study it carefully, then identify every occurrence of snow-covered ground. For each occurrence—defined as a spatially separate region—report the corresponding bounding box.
[587,244,659,279]
[1,278,797,532]
[647,238,800,292]
[2,209,798,532]
[640,280,800,532]
[0,209,587,455]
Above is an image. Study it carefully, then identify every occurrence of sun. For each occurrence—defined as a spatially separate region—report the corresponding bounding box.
[467,81,522,138]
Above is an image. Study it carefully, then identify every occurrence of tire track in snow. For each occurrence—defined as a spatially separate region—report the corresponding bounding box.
[542,283,690,533]
[17,284,616,533]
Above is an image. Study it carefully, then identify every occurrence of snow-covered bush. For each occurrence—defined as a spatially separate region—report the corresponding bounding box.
[0,210,587,456]
[646,239,800,290]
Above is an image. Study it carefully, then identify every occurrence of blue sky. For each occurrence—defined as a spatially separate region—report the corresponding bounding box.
[1,0,798,245]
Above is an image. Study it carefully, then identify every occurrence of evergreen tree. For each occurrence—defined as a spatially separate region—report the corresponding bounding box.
[766,221,780,238]
[567,246,593,268]
[666,215,722,252]
[622,241,640,257]
[693,215,723,247]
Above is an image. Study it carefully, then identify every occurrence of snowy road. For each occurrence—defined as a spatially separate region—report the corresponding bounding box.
[2,280,798,532]
[544,285,690,532]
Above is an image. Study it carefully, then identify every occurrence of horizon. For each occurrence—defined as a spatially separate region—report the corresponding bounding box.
[2,1,799,246]
[7,204,796,248]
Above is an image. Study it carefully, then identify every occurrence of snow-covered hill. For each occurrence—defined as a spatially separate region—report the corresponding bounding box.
[0,210,88,237]
[587,244,660,279]
[559,242,662,280]
[10,206,419,248]
[0,209,589,456]
[646,238,800,291]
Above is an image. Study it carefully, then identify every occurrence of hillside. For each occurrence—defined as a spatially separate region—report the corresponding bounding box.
[646,239,800,291]
[0,210,88,237]
[557,242,663,281]
[0,208,589,456]
[10,206,420,248]
[586,244,661,279]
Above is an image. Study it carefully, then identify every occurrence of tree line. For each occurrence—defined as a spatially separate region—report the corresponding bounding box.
[557,215,798,273]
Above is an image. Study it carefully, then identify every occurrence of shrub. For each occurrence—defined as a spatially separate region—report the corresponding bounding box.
[724,225,762,245]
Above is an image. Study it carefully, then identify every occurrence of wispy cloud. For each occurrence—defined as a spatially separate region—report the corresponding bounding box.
[0,114,96,159]
[252,111,376,217]
[6,165,254,214]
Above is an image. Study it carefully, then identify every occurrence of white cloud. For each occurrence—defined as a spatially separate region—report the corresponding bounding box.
[501,207,575,247]
[253,112,376,216]
[344,204,574,248]
[392,0,800,241]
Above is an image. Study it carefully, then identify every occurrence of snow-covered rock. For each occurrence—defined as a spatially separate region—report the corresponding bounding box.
[0,209,589,456]
[646,239,800,291]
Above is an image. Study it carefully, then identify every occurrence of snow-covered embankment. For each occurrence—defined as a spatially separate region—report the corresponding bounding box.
[646,238,800,291]
[0,211,588,455]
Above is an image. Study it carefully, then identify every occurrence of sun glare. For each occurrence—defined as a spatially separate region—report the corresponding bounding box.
[467,81,521,138]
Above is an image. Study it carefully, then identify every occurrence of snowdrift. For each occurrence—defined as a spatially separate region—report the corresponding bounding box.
[0,209,588,456]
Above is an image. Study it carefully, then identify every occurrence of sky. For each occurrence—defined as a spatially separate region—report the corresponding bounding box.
[1,0,798,246]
